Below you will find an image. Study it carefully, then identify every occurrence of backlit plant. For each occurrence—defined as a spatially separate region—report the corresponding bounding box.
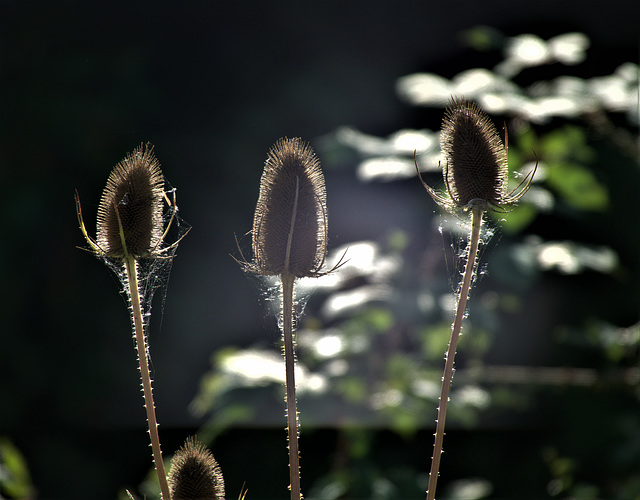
[416,97,535,500]
[237,137,338,500]
[76,143,187,500]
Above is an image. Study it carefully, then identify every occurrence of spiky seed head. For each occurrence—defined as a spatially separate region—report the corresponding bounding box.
[440,97,508,207]
[250,137,327,277]
[168,437,225,500]
[96,143,165,257]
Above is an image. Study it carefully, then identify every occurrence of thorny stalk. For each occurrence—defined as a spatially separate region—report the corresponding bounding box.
[281,273,301,499]
[426,204,483,500]
[124,255,172,500]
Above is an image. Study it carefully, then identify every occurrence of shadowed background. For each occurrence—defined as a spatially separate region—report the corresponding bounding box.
[0,1,638,499]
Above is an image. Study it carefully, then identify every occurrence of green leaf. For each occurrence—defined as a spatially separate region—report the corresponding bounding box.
[546,161,609,211]
[0,438,33,499]
[497,203,538,233]
[542,125,594,163]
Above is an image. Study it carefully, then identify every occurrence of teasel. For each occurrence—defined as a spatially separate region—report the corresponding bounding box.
[237,137,337,500]
[417,97,535,212]
[168,437,225,500]
[245,137,328,278]
[415,98,535,500]
[95,144,165,257]
[76,143,187,500]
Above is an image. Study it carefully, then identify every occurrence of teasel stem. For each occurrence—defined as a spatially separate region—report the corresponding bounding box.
[281,272,301,500]
[124,254,172,500]
[426,203,484,500]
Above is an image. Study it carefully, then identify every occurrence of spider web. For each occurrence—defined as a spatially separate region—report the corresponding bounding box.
[98,186,191,368]
[438,210,500,308]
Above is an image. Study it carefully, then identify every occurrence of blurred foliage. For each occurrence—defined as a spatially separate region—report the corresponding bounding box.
[188,28,640,499]
[0,438,33,500]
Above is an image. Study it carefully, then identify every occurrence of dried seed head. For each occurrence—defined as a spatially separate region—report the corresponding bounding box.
[168,437,225,500]
[440,98,508,207]
[96,143,165,257]
[415,97,536,213]
[249,137,327,277]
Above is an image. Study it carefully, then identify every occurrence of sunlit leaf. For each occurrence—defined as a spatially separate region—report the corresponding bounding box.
[526,238,618,274]
[496,203,538,233]
[0,438,32,499]
[546,161,608,211]
[542,125,594,163]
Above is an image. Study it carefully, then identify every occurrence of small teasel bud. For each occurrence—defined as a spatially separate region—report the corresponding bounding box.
[168,437,225,500]
[250,137,327,277]
[440,97,508,208]
[96,143,165,257]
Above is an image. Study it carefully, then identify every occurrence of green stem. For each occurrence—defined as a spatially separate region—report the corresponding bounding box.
[124,255,171,500]
[426,205,484,500]
[281,273,302,500]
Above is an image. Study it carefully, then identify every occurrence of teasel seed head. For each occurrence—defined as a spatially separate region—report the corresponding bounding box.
[247,137,328,277]
[168,437,225,500]
[441,97,508,207]
[415,97,535,212]
[95,143,165,258]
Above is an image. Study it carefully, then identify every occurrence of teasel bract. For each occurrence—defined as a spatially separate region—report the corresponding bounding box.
[168,437,225,500]
[415,98,535,500]
[76,143,187,500]
[238,137,334,500]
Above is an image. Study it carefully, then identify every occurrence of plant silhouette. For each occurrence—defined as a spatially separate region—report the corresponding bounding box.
[76,143,189,500]
[236,137,340,500]
[416,98,535,500]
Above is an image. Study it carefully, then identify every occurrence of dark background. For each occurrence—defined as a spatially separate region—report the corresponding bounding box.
[0,1,638,499]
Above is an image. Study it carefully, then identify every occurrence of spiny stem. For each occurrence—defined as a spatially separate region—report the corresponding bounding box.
[124,255,171,500]
[426,204,484,500]
[281,272,302,500]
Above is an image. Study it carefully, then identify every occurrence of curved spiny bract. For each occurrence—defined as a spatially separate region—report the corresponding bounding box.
[251,137,327,277]
[96,143,165,258]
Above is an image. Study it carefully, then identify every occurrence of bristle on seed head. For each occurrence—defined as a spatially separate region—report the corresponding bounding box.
[248,137,328,277]
[96,143,165,257]
[168,436,225,500]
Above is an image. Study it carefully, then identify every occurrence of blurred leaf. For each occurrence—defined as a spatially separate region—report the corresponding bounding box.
[546,161,609,211]
[420,322,452,361]
[338,376,368,404]
[461,26,505,51]
[495,203,538,233]
[365,308,395,332]
[444,477,493,500]
[618,475,640,499]
[200,405,255,443]
[542,125,594,163]
[508,125,540,166]
[0,438,32,499]
[387,229,410,253]
[568,483,599,500]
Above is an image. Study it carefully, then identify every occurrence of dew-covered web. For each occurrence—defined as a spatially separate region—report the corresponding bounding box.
[234,231,315,346]
[438,210,500,303]
[253,276,313,349]
[98,185,191,368]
